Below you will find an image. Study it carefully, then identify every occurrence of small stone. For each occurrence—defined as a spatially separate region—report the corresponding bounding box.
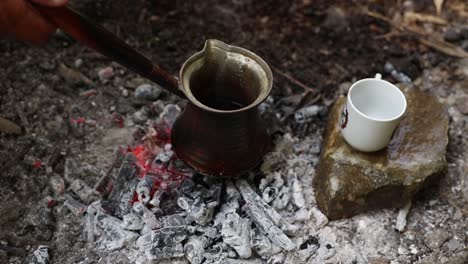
[74,58,83,68]
[133,108,149,125]
[444,28,461,42]
[135,84,162,100]
[98,67,114,82]
[322,6,348,35]
[424,230,450,250]
[314,87,449,219]
[125,77,146,89]
[446,238,463,252]
[39,61,56,71]
[121,88,129,97]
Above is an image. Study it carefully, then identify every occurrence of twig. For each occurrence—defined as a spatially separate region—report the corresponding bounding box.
[364,9,468,58]
[271,65,317,93]
[15,104,30,134]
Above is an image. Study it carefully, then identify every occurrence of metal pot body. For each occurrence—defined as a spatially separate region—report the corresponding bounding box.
[171,40,273,176]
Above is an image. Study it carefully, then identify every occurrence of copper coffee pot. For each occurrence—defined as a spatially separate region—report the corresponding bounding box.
[35,6,273,176]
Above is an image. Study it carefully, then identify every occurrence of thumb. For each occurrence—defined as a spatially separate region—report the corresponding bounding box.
[30,0,69,7]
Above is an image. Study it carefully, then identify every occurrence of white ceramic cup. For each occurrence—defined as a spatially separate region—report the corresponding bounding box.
[340,74,407,152]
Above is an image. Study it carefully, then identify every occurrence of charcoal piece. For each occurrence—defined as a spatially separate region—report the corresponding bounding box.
[178,195,215,225]
[224,259,263,264]
[195,226,221,242]
[64,158,80,183]
[250,228,281,256]
[260,153,285,174]
[122,213,144,231]
[168,159,195,177]
[84,212,95,242]
[159,104,181,126]
[143,225,188,257]
[49,175,65,196]
[176,179,196,194]
[221,212,252,258]
[203,246,229,264]
[395,201,412,232]
[133,202,161,230]
[214,181,241,227]
[33,245,49,264]
[117,181,138,217]
[236,180,283,225]
[94,174,113,197]
[184,236,206,264]
[153,149,174,169]
[136,232,152,249]
[384,62,412,83]
[105,153,138,217]
[160,214,187,227]
[236,180,294,251]
[259,172,284,193]
[294,208,311,222]
[267,253,285,264]
[64,197,86,217]
[290,171,305,208]
[294,105,323,123]
[272,186,290,210]
[297,236,319,262]
[136,176,155,205]
[310,207,328,228]
[145,246,162,261]
[151,226,187,246]
[149,188,165,209]
[69,179,99,204]
[95,214,139,250]
[262,186,277,204]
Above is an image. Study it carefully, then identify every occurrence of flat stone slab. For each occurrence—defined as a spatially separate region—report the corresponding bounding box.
[314,86,449,220]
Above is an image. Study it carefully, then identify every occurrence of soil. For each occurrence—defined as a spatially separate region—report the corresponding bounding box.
[0,0,467,263]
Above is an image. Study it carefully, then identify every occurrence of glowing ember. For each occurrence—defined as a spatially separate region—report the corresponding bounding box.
[33,159,43,168]
[120,122,192,206]
[70,117,86,124]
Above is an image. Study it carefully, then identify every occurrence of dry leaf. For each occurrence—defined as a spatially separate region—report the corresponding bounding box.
[434,0,445,15]
[0,116,22,134]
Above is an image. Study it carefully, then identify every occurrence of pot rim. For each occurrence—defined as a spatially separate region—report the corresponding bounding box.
[179,39,273,114]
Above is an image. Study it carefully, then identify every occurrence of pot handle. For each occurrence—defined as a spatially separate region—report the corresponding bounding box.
[34,4,186,99]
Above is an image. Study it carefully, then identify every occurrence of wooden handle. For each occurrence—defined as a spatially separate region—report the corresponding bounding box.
[34,5,186,99]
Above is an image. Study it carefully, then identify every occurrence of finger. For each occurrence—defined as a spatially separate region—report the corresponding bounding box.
[30,0,69,7]
[13,3,57,45]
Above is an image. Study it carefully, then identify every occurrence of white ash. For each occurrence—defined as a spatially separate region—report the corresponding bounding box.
[44,128,451,264]
[32,245,50,264]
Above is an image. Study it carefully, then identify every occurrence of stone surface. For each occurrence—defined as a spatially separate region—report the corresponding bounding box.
[424,230,450,250]
[314,87,449,220]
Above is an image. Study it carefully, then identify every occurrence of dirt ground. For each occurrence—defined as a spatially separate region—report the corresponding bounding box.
[0,0,467,263]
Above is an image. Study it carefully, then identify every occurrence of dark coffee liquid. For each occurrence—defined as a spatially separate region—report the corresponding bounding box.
[199,97,246,110]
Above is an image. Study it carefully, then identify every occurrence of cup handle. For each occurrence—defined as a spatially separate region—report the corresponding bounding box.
[374,73,382,80]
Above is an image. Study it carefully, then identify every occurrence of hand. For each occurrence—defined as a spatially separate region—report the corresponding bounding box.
[0,0,68,45]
